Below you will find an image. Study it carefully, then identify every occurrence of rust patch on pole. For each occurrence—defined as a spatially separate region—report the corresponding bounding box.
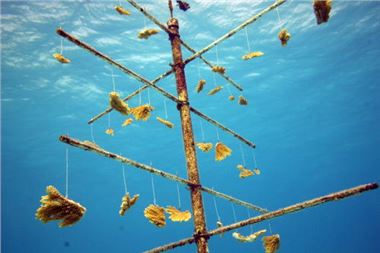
[167,17,209,253]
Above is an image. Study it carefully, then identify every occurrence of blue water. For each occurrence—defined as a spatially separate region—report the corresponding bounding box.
[1,1,380,252]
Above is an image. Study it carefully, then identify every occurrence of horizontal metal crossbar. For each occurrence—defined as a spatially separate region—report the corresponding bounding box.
[145,182,378,252]
[59,135,266,213]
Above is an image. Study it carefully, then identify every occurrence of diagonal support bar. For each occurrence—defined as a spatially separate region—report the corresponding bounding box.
[59,135,266,213]
[183,0,287,65]
[126,0,243,91]
[57,28,256,148]
[145,182,378,253]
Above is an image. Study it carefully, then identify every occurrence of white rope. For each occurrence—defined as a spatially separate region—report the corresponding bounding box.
[107,113,111,128]
[122,164,128,194]
[268,221,273,234]
[143,14,147,29]
[111,68,116,92]
[216,127,220,141]
[151,173,157,205]
[226,82,233,96]
[247,209,253,233]
[276,7,283,27]
[231,203,237,223]
[118,0,121,6]
[212,72,217,87]
[65,148,69,198]
[215,46,220,65]
[90,124,95,143]
[199,120,205,141]
[212,191,221,221]
[252,149,258,168]
[147,88,151,105]
[244,27,251,52]
[239,143,246,167]
[139,85,142,105]
[60,37,63,55]
[197,58,201,79]
[163,99,168,119]
[176,171,182,209]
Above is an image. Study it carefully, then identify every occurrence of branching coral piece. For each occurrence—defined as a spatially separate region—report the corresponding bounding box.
[119,193,139,216]
[130,104,154,121]
[196,79,206,93]
[212,66,226,74]
[313,0,332,24]
[144,204,166,227]
[53,53,70,63]
[109,92,131,115]
[138,29,159,39]
[115,6,131,15]
[156,117,174,128]
[253,168,261,175]
[238,95,248,105]
[35,185,86,228]
[215,142,232,161]
[165,206,192,222]
[237,164,254,179]
[233,229,267,242]
[208,86,223,96]
[105,128,114,136]
[263,234,280,253]
[196,142,213,152]
[278,29,291,46]
[228,95,235,101]
[122,118,133,127]
[242,51,264,60]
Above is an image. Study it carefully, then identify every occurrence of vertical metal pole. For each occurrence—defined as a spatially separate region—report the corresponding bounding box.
[167,17,209,253]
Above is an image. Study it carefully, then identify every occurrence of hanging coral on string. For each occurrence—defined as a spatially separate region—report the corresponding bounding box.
[212,66,226,74]
[176,0,190,11]
[165,206,192,222]
[196,142,213,152]
[263,234,280,253]
[278,29,291,46]
[233,229,267,243]
[144,204,166,227]
[105,128,115,136]
[35,185,86,228]
[115,5,131,15]
[253,168,261,175]
[208,86,223,96]
[238,95,248,105]
[228,95,235,101]
[109,92,131,115]
[196,79,206,93]
[122,118,133,127]
[236,164,254,179]
[119,193,139,216]
[53,53,70,64]
[313,0,332,24]
[130,104,154,121]
[156,116,174,128]
[215,142,232,161]
[138,28,159,39]
[242,51,264,60]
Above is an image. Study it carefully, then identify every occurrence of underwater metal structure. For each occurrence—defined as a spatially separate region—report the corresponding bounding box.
[57,0,378,252]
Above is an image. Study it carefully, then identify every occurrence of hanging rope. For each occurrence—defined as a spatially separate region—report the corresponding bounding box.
[231,203,238,231]
[275,7,283,28]
[251,149,258,168]
[139,85,142,105]
[65,148,69,198]
[107,113,111,129]
[122,163,128,194]
[197,58,202,79]
[212,191,221,222]
[247,209,253,233]
[268,221,273,233]
[175,171,182,209]
[239,143,246,167]
[215,45,220,65]
[199,120,205,141]
[118,0,122,6]
[90,124,95,143]
[216,127,220,141]
[60,36,63,55]
[111,68,116,92]
[147,87,151,105]
[163,99,168,119]
[244,27,251,52]
[151,173,157,205]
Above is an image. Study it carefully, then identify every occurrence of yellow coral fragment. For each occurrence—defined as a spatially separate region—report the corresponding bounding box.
[313,0,332,25]
[228,95,235,101]
[196,142,213,152]
[233,229,267,243]
[242,51,264,60]
[35,185,86,228]
[237,164,254,179]
[165,206,192,222]
[144,204,166,227]
[105,128,114,136]
[53,53,70,64]
[215,142,232,161]
[238,95,248,105]
[119,193,139,216]
[138,29,159,39]
[156,117,174,128]
[196,79,206,93]
[278,29,291,46]
[208,86,223,95]
[109,92,131,115]
[115,6,131,15]
[212,65,226,74]
[253,168,261,175]
[263,234,280,253]
[130,104,154,121]
[122,118,133,127]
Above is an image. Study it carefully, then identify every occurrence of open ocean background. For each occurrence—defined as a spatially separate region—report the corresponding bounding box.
[1,0,380,252]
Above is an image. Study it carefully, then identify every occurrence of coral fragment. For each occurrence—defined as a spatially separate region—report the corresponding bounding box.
[165,206,192,222]
[208,86,223,96]
[242,51,264,60]
[278,29,291,46]
[156,117,174,128]
[53,53,70,64]
[119,193,139,216]
[263,234,280,253]
[115,6,131,15]
[237,164,254,179]
[105,128,114,136]
[212,66,226,74]
[233,229,267,242]
[130,104,154,121]
[196,142,213,152]
[109,92,131,115]
[313,0,332,24]
[238,95,248,105]
[196,79,206,93]
[138,29,159,39]
[122,118,133,127]
[144,204,166,227]
[215,142,232,161]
